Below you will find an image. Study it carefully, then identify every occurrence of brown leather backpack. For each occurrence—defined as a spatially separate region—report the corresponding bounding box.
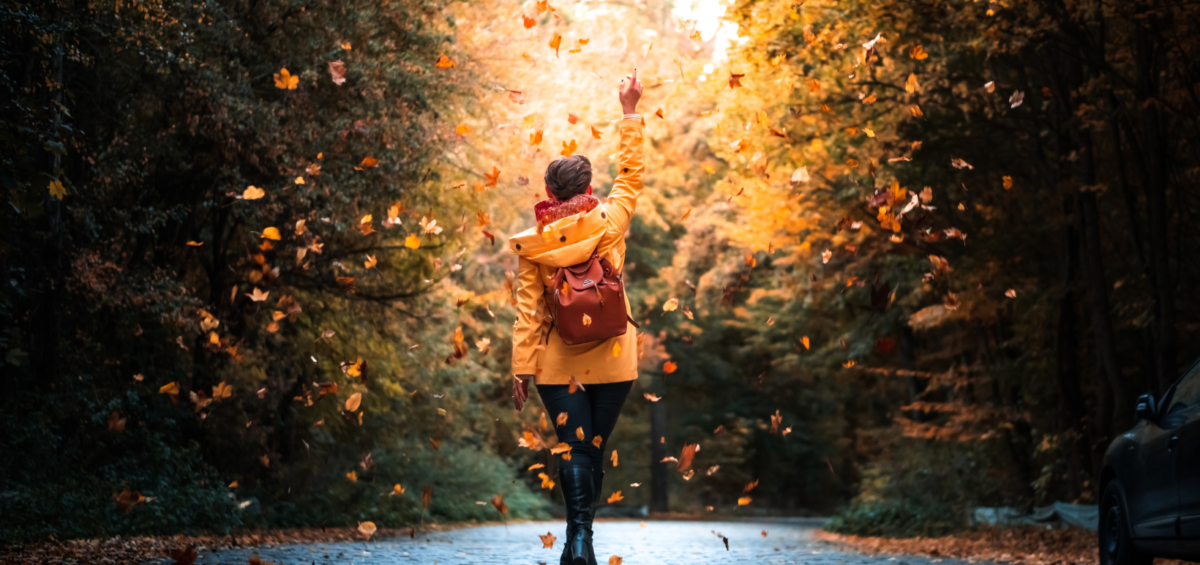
[545,253,638,345]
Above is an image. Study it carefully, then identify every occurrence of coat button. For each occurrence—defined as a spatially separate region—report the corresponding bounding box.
[515,244,521,250]
[622,168,629,173]
[601,212,606,219]
[559,236,566,242]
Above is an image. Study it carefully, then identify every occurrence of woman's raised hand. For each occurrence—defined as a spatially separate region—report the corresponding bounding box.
[620,68,642,115]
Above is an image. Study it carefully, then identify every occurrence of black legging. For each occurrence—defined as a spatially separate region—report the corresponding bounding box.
[537,381,633,471]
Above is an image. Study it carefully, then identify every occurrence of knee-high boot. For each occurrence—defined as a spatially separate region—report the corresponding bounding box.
[558,466,595,565]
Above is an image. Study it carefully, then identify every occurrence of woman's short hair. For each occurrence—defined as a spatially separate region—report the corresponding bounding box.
[544,155,592,200]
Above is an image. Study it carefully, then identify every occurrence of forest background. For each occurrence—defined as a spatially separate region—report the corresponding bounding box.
[3,0,1199,543]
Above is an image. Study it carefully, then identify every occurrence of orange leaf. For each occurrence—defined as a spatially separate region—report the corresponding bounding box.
[273,68,298,90]
[484,166,501,187]
[345,392,362,412]
[530,130,543,146]
[663,361,677,374]
[591,126,602,139]
[549,33,562,58]
[561,139,578,157]
[540,532,557,548]
[455,124,470,134]
[607,491,624,503]
[523,14,536,28]
[435,55,455,68]
[729,73,745,89]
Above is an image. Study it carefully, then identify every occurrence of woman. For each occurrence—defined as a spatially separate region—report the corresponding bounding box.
[509,68,644,565]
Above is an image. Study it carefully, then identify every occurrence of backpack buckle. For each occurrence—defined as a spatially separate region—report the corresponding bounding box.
[582,278,594,286]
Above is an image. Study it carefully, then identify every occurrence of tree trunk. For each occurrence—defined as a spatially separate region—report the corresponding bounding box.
[1054,197,1092,497]
[649,400,668,513]
[1135,16,1178,392]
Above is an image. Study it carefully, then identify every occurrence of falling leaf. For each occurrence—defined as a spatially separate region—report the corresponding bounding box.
[328,60,347,85]
[245,287,270,302]
[262,227,281,240]
[364,255,377,269]
[456,124,470,134]
[549,33,562,57]
[159,382,180,395]
[822,249,832,264]
[405,235,421,249]
[561,139,578,157]
[345,392,362,412]
[522,14,536,28]
[655,108,664,119]
[611,450,619,467]
[422,485,433,508]
[108,411,126,432]
[790,167,810,184]
[1003,176,1014,190]
[592,435,603,448]
[540,533,557,548]
[346,470,358,482]
[243,185,265,200]
[909,104,924,118]
[663,298,679,312]
[212,381,232,401]
[611,342,621,357]
[390,484,405,495]
[680,208,692,221]
[550,442,572,455]
[738,496,752,505]
[358,521,376,537]
[590,126,602,139]
[909,45,928,59]
[729,73,745,89]
[951,158,974,170]
[663,361,677,374]
[568,375,586,393]
[1010,90,1025,108]
[607,491,624,503]
[905,73,919,93]
[862,93,878,104]
[359,156,378,168]
[581,314,592,326]
[186,241,203,246]
[435,55,455,68]
[678,444,698,471]
[529,130,543,146]
[985,80,996,93]
[802,336,810,350]
[273,68,298,90]
[1006,289,1017,298]
[484,166,501,187]
[556,412,568,426]
[576,427,585,441]
[538,472,556,489]
[644,393,661,402]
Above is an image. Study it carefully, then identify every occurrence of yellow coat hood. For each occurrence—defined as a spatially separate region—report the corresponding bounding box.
[508,203,611,269]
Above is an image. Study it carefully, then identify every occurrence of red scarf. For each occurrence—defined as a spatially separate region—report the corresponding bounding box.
[534,194,599,226]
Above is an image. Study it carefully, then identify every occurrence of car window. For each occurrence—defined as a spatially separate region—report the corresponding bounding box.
[1167,362,1200,415]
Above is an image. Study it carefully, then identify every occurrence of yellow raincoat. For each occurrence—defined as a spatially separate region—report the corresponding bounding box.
[509,117,645,385]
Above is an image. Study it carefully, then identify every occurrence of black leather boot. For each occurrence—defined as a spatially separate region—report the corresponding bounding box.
[558,466,595,565]
[588,467,603,565]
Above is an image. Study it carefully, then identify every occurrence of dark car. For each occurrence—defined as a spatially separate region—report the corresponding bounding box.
[1100,358,1200,565]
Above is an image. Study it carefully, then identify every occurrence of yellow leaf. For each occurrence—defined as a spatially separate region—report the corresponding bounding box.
[391,484,406,495]
[159,382,180,395]
[346,471,357,482]
[581,314,592,326]
[405,235,421,249]
[909,45,928,59]
[243,185,265,200]
[905,73,920,93]
[245,287,269,302]
[262,227,281,240]
[357,521,376,537]
[663,298,679,312]
[611,450,619,466]
[187,241,203,247]
[273,67,299,90]
[48,180,66,200]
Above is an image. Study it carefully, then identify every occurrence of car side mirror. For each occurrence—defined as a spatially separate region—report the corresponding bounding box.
[1135,394,1158,421]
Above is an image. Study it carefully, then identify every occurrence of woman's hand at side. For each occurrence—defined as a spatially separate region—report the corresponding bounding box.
[620,68,642,115]
[513,375,532,411]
